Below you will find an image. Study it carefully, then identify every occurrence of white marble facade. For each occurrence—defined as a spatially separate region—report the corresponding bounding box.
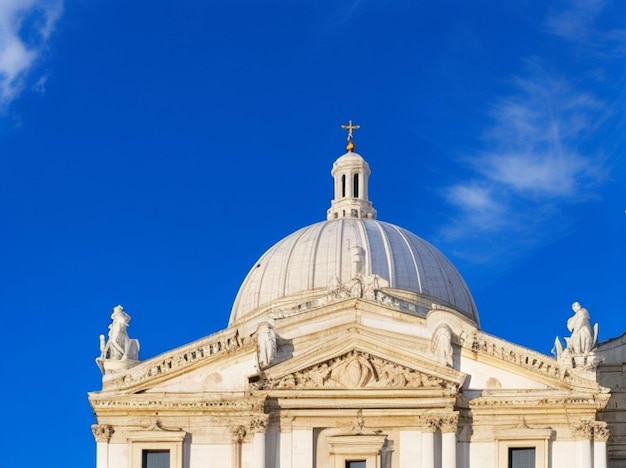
[89,130,624,468]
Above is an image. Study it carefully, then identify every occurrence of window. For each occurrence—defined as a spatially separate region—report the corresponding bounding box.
[127,430,186,468]
[143,450,170,468]
[509,448,535,468]
[353,174,359,198]
[495,427,551,468]
[341,175,346,197]
[346,461,366,468]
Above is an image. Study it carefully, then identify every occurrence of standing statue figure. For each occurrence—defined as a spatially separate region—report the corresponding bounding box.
[99,305,140,361]
[566,301,597,355]
[256,322,277,369]
[431,324,454,367]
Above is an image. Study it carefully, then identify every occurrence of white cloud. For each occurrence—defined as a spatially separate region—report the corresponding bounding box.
[545,0,606,41]
[0,0,63,109]
[438,1,618,263]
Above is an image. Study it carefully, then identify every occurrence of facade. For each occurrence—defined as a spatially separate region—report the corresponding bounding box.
[89,128,625,468]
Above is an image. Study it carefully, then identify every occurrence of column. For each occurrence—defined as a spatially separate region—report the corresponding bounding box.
[91,424,114,468]
[440,415,458,468]
[250,416,268,468]
[572,421,593,468]
[593,422,610,468]
[230,425,246,468]
[421,418,437,468]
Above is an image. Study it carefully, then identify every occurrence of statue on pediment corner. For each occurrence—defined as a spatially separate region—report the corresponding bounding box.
[552,301,599,370]
[96,305,140,374]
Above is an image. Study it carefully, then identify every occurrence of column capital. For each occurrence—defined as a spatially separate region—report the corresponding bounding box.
[421,416,440,433]
[91,424,114,443]
[249,415,269,434]
[440,414,459,434]
[571,420,594,440]
[230,425,247,443]
[593,421,610,442]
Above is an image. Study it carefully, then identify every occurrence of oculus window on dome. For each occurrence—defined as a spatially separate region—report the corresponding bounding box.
[229,121,478,326]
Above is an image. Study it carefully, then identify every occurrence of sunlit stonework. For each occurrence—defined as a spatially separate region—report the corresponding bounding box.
[89,125,626,468]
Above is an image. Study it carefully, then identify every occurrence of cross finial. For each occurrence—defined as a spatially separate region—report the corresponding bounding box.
[341,120,360,151]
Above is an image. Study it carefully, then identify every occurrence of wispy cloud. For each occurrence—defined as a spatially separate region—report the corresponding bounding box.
[0,0,63,110]
[439,1,622,264]
[545,0,606,41]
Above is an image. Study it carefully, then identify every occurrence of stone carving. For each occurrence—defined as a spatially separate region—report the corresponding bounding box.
[351,409,366,433]
[327,273,390,302]
[419,414,458,433]
[439,414,459,433]
[422,416,439,433]
[571,420,595,439]
[256,322,276,369]
[96,305,140,374]
[255,350,454,390]
[431,324,453,367]
[91,424,114,443]
[553,302,599,370]
[249,415,269,433]
[569,420,611,441]
[230,425,247,443]
[593,421,610,442]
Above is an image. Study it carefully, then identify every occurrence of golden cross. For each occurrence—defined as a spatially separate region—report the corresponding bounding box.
[341,120,360,141]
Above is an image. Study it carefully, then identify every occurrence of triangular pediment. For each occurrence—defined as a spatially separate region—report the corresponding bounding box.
[254,332,466,393]
[256,348,460,391]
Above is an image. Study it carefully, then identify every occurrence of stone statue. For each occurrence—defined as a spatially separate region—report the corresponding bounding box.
[553,301,599,370]
[98,305,140,362]
[431,324,453,367]
[566,302,597,355]
[256,322,277,368]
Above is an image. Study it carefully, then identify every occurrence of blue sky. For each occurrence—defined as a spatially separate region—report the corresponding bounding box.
[0,1,624,466]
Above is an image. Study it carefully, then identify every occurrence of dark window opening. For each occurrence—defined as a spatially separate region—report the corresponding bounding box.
[346,461,366,468]
[509,447,535,468]
[341,175,346,197]
[353,173,359,197]
[142,450,170,468]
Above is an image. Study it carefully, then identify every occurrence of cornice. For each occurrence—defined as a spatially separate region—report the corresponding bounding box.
[460,331,608,393]
[90,393,265,414]
[98,327,250,393]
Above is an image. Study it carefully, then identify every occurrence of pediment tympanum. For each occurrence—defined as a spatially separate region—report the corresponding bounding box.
[255,349,460,391]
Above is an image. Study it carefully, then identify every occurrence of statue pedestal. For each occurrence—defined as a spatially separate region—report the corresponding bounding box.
[97,358,140,375]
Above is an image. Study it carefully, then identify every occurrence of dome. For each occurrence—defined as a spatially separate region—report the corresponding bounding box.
[229,218,478,324]
[229,125,478,326]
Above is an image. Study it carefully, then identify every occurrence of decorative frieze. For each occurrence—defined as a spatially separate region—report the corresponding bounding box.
[91,424,114,443]
[471,395,606,408]
[90,397,262,412]
[254,350,456,391]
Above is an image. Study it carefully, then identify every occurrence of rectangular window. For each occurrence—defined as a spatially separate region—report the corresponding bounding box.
[142,450,170,468]
[509,447,535,468]
[346,461,366,468]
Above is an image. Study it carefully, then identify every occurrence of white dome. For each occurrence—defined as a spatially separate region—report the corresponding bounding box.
[229,136,478,327]
[229,218,478,325]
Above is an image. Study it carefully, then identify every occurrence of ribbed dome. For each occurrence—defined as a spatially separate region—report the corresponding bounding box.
[229,218,478,325]
[229,131,478,327]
